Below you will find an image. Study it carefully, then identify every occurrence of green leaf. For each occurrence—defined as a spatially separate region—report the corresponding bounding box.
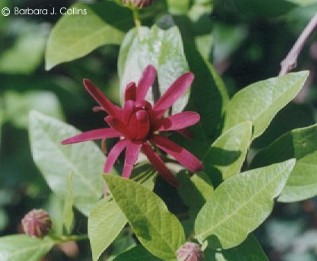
[88,199,127,261]
[205,234,269,261]
[104,175,185,260]
[203,121,252,185]
[113,245,161,261]
[0,235,54,261]
[251,124,317,202]
[45,2,132,70]
[195,159,296,249]
[223,71,309,139]
[63,173,74,234]
[4,90,64,129]
[29,111,106,216]
[118,25,189,114]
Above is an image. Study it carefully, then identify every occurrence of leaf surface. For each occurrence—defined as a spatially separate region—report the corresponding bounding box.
[45,2,132,69]
[29,111,106,216]
[223,71,309,139]
[104,175,185,260]
[195,159,296,248]
[0,235,54,261]
[251,124,317,202]
[88,199,127,261]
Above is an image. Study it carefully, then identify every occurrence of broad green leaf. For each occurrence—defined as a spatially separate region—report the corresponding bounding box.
[45,2,132,70]
[118,25,189,114]
[113,245,161,261]
[223,71,309,139]
[195,159,296,249]
[203,121,252,185]
[205,234,269,261]
[251,124,317,202]
[0,235,54,261]
[4,90,64,129]
[88,199,127,261]
[63,173,74,234]
[104,175,185,260]
[29,111,106,216]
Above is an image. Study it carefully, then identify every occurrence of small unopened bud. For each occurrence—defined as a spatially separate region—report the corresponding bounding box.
[21,209,52,238]
[177,242,203,261]
[123,0,153,8]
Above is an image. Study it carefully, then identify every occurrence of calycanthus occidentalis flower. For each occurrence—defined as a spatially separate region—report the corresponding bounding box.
[62,65,203,186]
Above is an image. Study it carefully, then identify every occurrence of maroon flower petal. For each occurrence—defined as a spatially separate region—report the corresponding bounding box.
[136,65,156,101]
[142,142,179,187]
[105,116,131,139]
[153,72,194,118]
[122,142,142,178]
[151,135,203,173]
[122,100,135,123]
[104,139,129,173]
[155,111,200,132]
[61,128,121,144]
[124,82,137,101]
[127,110,150,140]
[83,79,121,118]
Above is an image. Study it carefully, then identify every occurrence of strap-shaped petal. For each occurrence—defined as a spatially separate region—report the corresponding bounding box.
[142,142,179,187]
[83,79,121,118]
[153,72,194,118]
[155,111,200,132]
[122,142,142,178]
[125,82,137,101]
[136,65,157,101]
[151,135,202,173]
[104,139,129,173]
[61,128,120,144]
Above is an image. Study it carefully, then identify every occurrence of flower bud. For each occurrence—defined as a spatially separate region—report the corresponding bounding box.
[123,0,153,8]
[177,242,203,261]
[21,209,52,238]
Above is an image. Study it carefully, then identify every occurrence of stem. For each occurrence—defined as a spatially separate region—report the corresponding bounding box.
[51,234,88,243]
[132,9,141,28]
[279,12,317,75]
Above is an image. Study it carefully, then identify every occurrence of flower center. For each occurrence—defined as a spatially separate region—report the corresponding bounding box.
[127,100,152,141]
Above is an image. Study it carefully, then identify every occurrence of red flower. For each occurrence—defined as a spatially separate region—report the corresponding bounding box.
[62,65,202,186]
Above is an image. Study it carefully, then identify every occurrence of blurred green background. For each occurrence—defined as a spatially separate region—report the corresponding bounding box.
[1,0,317,260]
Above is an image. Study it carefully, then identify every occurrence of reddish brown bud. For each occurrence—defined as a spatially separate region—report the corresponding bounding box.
[123,0,153,8]
[177,242,203,261]
[21,209,52,238]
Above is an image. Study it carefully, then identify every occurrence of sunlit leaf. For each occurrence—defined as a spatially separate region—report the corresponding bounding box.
[105,175,185,260]
[0,235,54,261]
[88,199,127,261]
[195,159,296,248]
[45,2,132,70]
[118,25,189,114]
[203,121,252,185]
[251,124,317,202]
[29,111,106,216]
[223,71,309,139]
